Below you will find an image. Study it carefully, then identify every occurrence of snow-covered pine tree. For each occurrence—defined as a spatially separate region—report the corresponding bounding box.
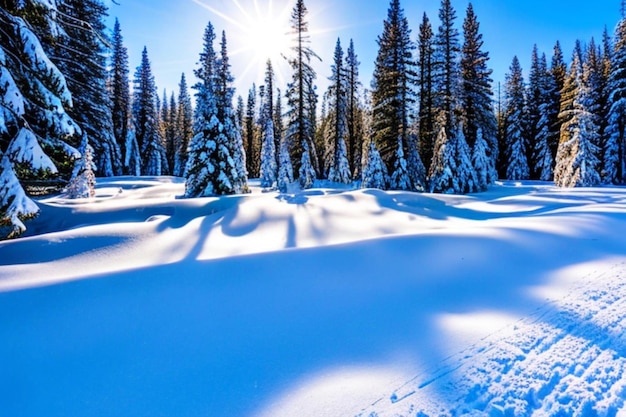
[109,18,132,175]
[185,23,222,196]
[125,126,140,176]
[503,56,530,180]
[0,4,80,238]
[216,31,248,193]
[345,39,364,178]
[548,41,568,163]
[325,39,351,184]
[259,94,277,189]
[417,12,436,171]
[286,0,319,188]
[429,123,456,193]
[132,47,165,176]
[185,23,243,197]
[390,136,411,190]
[54,0,121,177]
[461,2,497,185]
[461,4,496,148]
[472,128,490,191]
[361,139,388,189]
[604,16,626,184]
[555,44,602,187]
[174,73,193,177]
[454,123,478,193]
[598,28,613,179]
[244,84,258,178]
[158,89,175,176]
[277,133,294,193]
[406,133,427,191]
[526,45,544,178]
[533,52,555,181]
[371,0,416,184]
[429,117,476,194]
[64,132,96,199]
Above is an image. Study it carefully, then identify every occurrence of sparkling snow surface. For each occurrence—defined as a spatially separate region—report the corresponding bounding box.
[1,177,626,416]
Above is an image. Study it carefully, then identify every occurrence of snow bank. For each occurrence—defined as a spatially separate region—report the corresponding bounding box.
[0,178,625,416]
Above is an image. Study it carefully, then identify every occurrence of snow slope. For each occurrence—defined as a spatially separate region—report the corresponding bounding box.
[1,177,626,416]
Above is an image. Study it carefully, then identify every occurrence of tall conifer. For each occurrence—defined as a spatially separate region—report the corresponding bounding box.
[286,0,319,188]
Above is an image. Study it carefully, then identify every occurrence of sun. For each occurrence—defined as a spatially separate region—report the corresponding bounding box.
[192,0,294,88]
[241,2,292,65]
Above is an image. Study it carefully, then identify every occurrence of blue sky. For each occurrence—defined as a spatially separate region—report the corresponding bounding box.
[106,0,622,103]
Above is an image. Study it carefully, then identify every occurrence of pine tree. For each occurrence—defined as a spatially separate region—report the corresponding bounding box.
[0,4,80,237]
[262,60,282,169]
[460,2,497,184]
[109,18,132,175]
[54,0,121,176]
[277,136,294,193]
[472,128,490,191]
[185,23,224,196]
[504,56,530,180]
[361,140,388,189]
[533,53,555,181]
[64,132,96,199]
[325,39,351,184]
[433,0,461,132]
[604,17,626,184]
[165,92,177,176]
[244,85,259,178]
[132,47,164,176]
[216,31,248,193]
[527,45,544,177]
[429,118,476,194]
[371,0,417,188]
[174,73,193,177]
[554,50,601,187]
[598,27,612,179]
[286,0,319,188]
[549,41,568,162]
[345,39,364,178]
[0,2,80,238]
[429,124,456,193]
[417,12,436,170]
[259,92,277,188]
[185,24,246,196]
[461,3,495,147]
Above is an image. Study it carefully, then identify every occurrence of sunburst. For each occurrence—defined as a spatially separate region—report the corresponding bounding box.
[191,0,295,88]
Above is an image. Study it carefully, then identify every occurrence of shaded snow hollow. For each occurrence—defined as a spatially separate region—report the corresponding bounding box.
[1,177,626,416]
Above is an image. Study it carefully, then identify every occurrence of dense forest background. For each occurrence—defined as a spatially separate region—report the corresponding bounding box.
[2,0,626,238]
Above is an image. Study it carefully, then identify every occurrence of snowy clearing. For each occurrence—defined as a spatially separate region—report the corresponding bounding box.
[1,177,626,416]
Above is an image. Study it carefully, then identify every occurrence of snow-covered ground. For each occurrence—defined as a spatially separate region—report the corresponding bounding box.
[1,177,626,416]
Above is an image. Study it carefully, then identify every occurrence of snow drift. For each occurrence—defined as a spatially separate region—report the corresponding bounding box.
[1,177,625,416]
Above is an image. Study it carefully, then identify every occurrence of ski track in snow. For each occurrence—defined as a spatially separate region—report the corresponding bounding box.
[357,261,626,417]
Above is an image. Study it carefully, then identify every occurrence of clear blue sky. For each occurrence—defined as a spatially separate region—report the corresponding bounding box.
[106,0,622,103]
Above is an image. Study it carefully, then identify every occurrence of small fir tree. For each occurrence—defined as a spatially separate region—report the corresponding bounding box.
[472,128,490,191]
[361,140,388,189]
[174,74,194,177]
[65,133,96,199]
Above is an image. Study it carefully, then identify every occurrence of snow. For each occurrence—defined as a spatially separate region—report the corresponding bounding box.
[1,177,626,416]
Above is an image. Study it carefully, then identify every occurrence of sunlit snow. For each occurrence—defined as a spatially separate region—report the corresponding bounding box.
[1,177,625,416]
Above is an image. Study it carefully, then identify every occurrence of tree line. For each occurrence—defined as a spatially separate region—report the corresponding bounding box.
[2,0,626,238]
